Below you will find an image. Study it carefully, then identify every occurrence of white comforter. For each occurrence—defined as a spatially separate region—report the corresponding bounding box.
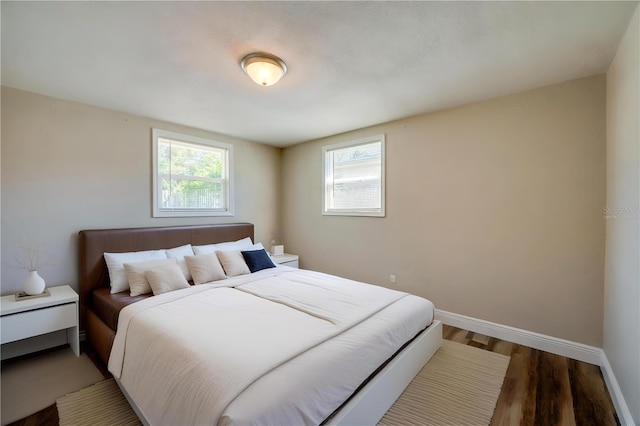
[109,267,434,425]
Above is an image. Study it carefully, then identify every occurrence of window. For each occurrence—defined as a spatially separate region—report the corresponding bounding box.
[152,129,233,217]
[323,134,385,217]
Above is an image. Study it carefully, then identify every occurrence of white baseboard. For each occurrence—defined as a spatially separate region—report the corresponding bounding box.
[435,309,601,364]
[436,309,635,425]
[599,351,636,426]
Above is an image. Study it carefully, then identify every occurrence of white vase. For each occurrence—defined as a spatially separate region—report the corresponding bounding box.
[23,270,46,295]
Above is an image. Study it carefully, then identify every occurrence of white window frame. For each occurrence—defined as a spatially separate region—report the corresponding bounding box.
[323,134,386,217]
[152,128,234,217]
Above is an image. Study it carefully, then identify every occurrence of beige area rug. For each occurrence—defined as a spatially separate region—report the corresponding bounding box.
[379,340,510,426]
[56,340,509,426]
[0,347,104,425]
[57,379,140,426]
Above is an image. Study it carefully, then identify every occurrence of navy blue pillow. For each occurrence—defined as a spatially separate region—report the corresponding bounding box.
[241,249,276,273]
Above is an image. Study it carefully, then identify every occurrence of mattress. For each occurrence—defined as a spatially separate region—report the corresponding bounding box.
[109,267,434,425]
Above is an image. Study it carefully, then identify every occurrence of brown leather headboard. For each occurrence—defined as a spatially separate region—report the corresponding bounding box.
[78,223,254,329]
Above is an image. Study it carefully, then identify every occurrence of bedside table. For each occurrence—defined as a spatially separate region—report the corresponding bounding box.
[1,285,79,359]
[271,253,299,268]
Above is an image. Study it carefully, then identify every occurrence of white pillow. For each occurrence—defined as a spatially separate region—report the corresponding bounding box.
[247,242,265,251]
[165,244,194,281]
[193,237,253,255]
[104,250,167,293]
[184,253,227,285]
[146,265,190,295]
[124,258,178,297]
[216,250,251,277]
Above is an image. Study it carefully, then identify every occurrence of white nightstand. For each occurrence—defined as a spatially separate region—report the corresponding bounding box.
[0,285,79,359]
[271,253,299,269]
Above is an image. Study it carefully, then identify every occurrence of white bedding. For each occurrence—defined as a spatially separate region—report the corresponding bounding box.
[109,267,434,425]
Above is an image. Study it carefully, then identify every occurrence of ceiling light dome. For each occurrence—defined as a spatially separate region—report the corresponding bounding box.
[240,52,287,87]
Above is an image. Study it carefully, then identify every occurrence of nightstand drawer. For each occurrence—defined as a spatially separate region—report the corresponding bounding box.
[271,253,299,269]
[0,303,76,344]
[280,259,299,268]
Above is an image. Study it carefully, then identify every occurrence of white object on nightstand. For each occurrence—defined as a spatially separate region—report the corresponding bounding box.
[271,253,299,269]
[0,285,79,359]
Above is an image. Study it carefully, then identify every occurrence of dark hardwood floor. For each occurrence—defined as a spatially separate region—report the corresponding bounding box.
[7,327,619,425]
[443,325,619,426]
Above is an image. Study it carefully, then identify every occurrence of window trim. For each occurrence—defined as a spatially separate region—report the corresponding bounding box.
[322,134,386,217]
[152,128,234,217]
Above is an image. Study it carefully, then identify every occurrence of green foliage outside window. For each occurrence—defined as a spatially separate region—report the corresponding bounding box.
[158,139,225,209]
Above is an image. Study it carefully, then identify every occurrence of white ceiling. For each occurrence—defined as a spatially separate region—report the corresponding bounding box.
[2,1,637,147]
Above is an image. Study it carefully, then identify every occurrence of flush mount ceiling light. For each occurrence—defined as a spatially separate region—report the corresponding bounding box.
[240,52,287,87]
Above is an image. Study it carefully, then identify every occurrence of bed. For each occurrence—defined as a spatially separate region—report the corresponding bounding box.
[79,223,442,425]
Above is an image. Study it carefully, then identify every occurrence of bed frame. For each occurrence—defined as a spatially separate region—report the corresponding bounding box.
[79,223,256,364]
[79,223,442,425]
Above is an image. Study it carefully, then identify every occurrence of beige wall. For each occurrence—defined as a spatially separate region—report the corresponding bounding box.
[282,75,606,346]
[604,5,640,424]
[1,87,282,295]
